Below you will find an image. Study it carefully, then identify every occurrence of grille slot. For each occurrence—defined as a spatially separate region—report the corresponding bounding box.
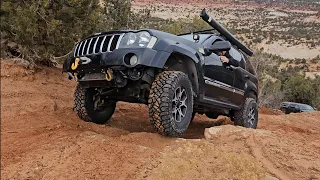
[83,40,90,55]
[81,40,88,56]
[74,34,123,57]
[94,37,104,53]
[73,43,80,57]
[102,36,112,52]
[77,41,84,56]
[110,35,120,51]
[89,37,97,54]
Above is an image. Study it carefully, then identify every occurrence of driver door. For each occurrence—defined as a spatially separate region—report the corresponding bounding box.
[203,53,235,104]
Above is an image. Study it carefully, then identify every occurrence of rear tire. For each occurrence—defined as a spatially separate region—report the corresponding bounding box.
[148,71,194,137]
[233,97,258,128]
[74,84,116,124]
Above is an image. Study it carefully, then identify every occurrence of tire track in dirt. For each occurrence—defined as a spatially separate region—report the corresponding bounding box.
[246,134,292,180]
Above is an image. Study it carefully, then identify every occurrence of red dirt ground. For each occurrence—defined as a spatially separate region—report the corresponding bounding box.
[1,59,320,179]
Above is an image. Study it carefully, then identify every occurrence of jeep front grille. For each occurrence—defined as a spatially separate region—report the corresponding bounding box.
[74,34,123,57]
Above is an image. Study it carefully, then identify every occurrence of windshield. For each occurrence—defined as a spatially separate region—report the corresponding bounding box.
[179,34,212,44]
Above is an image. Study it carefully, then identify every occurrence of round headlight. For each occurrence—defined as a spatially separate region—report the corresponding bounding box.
[127,33,137,45]
[138,32,151,47]
[129,55,138,66]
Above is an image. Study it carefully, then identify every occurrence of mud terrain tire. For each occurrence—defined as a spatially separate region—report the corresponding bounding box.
[148,71,194,137]
[74,84,116,124]
[233,97,258,128]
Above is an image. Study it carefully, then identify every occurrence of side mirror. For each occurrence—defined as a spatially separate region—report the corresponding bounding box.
[209,41,232,52]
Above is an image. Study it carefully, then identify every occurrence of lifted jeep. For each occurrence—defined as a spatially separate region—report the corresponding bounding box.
[63,9,259,137]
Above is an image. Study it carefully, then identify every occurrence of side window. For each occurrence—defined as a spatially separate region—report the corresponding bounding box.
[205,53,221,65]
[229,48,242,61]
[299,105,304,110]
[229,47,246,69]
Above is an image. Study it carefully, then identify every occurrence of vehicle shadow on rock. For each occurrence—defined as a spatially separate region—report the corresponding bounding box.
[184,116,234,139]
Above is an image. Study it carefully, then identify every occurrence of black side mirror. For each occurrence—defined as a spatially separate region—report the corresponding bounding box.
[203,41,232,56]
[209,41,232,52]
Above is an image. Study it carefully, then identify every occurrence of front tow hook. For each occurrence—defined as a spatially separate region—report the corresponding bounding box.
[105,69,113,81]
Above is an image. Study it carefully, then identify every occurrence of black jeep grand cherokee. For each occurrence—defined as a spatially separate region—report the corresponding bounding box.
[63,9,259,137]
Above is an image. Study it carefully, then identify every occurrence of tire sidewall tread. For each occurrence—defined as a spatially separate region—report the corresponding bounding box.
[234,97,258,128]
[74,84,115,124]
[148,71,194,137]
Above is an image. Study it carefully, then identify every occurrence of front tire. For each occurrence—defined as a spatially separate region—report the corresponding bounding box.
[148,71,194,137]
[74,84,116,124]
[233,97,258,128]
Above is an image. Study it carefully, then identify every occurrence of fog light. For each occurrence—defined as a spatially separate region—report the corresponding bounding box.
[124,53,139,67]
[129,55,138,66]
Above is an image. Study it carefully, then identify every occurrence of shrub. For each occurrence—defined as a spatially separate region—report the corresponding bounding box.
[0,0,150,65]
[1,0,104,65]
[283,74,318,107]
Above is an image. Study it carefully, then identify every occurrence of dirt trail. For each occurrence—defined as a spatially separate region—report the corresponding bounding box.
[1,59,320,180]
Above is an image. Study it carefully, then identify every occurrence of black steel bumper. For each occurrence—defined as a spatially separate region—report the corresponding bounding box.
[63,48,170,73]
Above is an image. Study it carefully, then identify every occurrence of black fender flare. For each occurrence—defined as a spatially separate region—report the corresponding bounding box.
[165,44,200,64]
[151,42,201,68]
[244,80,258,100]
[159,44,203,97]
